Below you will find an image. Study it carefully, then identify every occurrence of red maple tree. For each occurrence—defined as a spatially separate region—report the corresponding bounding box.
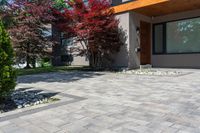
[7,0,55,68]
[54,0,125,68]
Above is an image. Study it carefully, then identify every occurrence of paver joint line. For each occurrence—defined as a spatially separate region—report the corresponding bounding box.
[1,70,200,133]
[0,90,87,122]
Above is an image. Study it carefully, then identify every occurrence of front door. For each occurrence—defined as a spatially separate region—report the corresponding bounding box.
[140,21,151,65]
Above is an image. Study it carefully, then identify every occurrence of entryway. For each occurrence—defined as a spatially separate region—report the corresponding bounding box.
[140,21,151,65]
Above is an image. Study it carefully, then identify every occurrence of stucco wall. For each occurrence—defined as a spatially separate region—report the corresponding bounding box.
[112,12,130,68]
[152,9,200,68]
[52,27,89,66]
[114,11,152,68]
[152,54,200,68]
[71,56,89,66]
[129,12,152,68]
[65,41,89,66]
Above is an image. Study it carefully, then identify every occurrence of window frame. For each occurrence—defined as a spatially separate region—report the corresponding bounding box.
[61,38,74,47]
[153,16,200,55]
[111,0,133,6]
[60,32,74,47]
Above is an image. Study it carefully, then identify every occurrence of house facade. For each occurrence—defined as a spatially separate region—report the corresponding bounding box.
[53,0,200,68]
[112,0,200,69]
[51,26,89,66]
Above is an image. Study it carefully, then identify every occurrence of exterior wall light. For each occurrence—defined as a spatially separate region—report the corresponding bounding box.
[136,27,140,35]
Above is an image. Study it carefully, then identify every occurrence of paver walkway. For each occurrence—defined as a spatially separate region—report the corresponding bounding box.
[1,69,200,133]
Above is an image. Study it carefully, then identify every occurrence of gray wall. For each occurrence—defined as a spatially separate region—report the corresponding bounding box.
[52,26,89,67]
[67,42,89,66]
[114,11,152,69]
[112,12,130,68]
[71,56,89,66]
[152,54,200,68]
[152,9,200,68]
[129,12,152,68]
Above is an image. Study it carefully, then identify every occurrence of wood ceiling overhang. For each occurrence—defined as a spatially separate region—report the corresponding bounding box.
[113,0,200,17]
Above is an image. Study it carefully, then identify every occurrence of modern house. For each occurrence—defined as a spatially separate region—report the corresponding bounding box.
[53,0,200,69]
[112,0,200,69]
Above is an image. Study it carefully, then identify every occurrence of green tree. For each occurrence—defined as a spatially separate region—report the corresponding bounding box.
[0,0,13,28]
[53,0,68,10]
[0,20,16,102]
[0,0,8,10]
[8,0,55,68]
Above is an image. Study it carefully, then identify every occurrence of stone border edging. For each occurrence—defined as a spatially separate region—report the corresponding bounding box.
[0,91,87,122]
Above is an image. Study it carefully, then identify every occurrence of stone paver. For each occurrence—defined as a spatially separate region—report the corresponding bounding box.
[1,69,200,133]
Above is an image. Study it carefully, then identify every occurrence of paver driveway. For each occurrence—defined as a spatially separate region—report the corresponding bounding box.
[1,69,200,133]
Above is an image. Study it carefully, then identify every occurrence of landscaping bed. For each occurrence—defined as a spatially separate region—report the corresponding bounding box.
[120,68,183,76]
[0,89,59,113]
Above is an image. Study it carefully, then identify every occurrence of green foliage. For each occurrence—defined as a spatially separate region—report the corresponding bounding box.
[17,66,90,76]
[0,20,16,101]
[40,57,52,67]
[0,0,14,29]
[0,0,8,10]
[52,0,69,10]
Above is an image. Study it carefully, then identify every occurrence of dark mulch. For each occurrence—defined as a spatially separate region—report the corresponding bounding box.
[0,98,17,113]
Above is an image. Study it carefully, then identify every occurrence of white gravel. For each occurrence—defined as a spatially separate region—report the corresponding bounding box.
[119,68,182,76]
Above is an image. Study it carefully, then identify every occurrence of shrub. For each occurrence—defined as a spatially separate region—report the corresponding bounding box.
[0,20,16,102]
[40,57,52,67]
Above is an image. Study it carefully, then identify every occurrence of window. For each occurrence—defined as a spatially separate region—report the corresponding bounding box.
[61,38,73,46]
[61,55,73,62]
[153,17,200,54]
[60,32,74,46]
[154,24,164,54]
[111,0,133,6]
[111,0,122,6]
[166,17,200,53]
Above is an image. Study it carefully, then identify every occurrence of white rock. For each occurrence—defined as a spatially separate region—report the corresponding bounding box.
[17,105,23,109]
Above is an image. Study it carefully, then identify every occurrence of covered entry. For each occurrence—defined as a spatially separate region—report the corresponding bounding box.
[140,21,151,65]
[113,0,200,68]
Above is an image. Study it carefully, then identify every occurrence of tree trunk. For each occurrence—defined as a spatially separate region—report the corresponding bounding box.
[31,57,36,68]
[90,52,94,68]
[89,52,102,70]
[89,52,95,69]
[25,55,31,69]
[97,52,102,68]
[25,43,31,69]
